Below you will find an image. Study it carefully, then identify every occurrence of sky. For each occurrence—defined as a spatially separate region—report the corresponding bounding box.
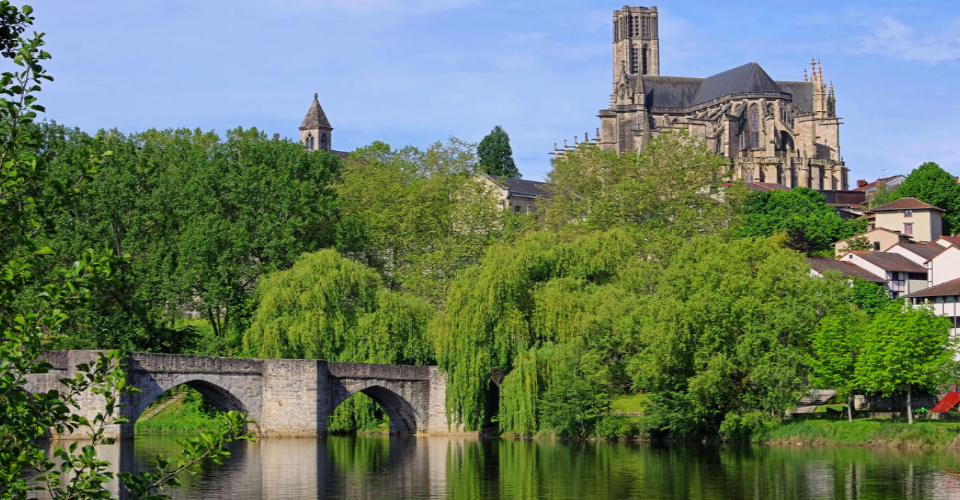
[20,0,960,182]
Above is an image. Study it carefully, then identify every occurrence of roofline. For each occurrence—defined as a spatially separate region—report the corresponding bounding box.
[904,277,960,299]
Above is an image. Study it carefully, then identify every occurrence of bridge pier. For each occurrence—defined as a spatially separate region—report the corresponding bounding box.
[24,351,464,439]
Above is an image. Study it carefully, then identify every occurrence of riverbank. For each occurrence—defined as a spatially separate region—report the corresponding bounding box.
[760,418,960,448]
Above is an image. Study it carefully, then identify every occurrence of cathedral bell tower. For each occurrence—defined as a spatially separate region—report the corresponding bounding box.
[612,6,659,78]
[299,93,333,152]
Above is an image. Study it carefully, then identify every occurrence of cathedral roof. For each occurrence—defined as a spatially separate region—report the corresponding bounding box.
[641,62,814,112]
[300,93,332,130]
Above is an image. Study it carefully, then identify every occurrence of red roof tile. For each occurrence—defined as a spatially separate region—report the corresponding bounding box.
[871,197,944,212]
[847,251,928,273]
[808,258,885,283]
[904,277,960,299]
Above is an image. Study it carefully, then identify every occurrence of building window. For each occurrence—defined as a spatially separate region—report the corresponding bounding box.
[904,209,913,218]
[305,134,314,150]
[904,222,913,235]
[630,47,639,74]
[642,47,648,75]
[873,241,881,251]
[749,104,760,149]
[320,133,327,151]
[514,205,522,214]
[738,132,746,150]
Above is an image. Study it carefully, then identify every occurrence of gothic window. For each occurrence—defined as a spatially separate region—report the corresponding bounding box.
[642,47,648,75]
[306,134,314,150]
[320,133,327,151]
[630,47,639,74]
[738,132,746,150]
[749,104,760,149]
[642,17,648,37]
[514,205,522,214]
[744,168,754,183]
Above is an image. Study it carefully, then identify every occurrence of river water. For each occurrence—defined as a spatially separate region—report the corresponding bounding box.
[41,435,960,499]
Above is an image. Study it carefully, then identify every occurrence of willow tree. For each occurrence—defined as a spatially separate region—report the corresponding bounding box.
[433,229,645,432]
[243,249,434,431]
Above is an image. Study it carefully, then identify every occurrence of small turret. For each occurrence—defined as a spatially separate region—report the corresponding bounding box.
[299,92,333,152]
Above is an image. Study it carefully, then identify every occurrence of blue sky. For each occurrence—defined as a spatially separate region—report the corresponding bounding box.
[24,0,960,182]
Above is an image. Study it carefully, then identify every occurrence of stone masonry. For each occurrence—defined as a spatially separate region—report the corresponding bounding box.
[22,351,461,439]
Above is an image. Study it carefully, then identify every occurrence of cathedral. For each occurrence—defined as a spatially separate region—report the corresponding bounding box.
[566,6,848,190]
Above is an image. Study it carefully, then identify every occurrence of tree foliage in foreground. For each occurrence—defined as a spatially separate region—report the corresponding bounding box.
[0,4,251,498]
[810,305,869,422]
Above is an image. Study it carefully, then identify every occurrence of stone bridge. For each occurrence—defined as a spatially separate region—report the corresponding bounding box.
[23,351,459,439]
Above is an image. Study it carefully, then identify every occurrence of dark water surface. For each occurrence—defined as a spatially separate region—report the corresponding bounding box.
[47,436,960,499]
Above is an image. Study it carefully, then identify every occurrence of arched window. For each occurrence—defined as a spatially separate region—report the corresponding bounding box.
[320,133,327,151]
[642,47,648,75]
[744,168,754,183]
[630,47,639,74]
[749,104,760,149]
[514,205,522,214]
[306,134,314,150]
[738,132,746,151]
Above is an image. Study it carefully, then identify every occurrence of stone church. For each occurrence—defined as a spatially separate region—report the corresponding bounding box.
[573,5,849,190]
[299,93,349,159]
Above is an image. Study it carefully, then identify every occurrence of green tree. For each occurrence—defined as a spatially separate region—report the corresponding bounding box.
[543,131,745,254]
[891,162,960,235]
[336,138,521,304]
[476,125,520,178]
[737,187,866,255]
[0,4,250,498]
[849,277,890,315]
[809,305,869,422]
[855,300,954,424]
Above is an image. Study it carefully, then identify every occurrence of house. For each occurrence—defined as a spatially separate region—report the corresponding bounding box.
[479,174,550,215]
[869,197,944,242]
[925,245,960,287]
[904,278,960,340]
[837,251,929,298]
[807,258,885,284]
[832,227,913,256]
[885,242,945,266]
[936,235,960,248]
[854,175,906,202]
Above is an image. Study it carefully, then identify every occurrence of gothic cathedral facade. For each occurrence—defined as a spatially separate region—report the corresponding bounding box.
[594,6,848,190]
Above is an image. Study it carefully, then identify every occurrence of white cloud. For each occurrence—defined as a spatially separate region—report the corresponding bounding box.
[852,16,960,63]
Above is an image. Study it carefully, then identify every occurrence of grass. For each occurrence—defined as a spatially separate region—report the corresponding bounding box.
[762,418,960,448]
[610,393,649,415]
[135,387,221,434]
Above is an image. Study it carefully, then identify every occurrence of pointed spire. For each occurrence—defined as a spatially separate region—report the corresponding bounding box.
[829,81,834,98]
[299,93,332,130]
[817,60,823,81]
[564,139,568,150]
[803,68,808,82]
[596,127,601,142]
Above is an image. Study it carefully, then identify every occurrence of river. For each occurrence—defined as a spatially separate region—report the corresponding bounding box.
[36,435,960,499]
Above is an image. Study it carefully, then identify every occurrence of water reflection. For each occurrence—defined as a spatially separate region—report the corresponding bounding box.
[35,437,960,499]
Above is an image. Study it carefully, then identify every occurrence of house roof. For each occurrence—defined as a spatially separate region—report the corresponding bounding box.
[937,236,960,247]
[847,251,928,273]
[299,93,332,130]
[808,258,885,283]
[746,182,790,192]
[487,175,550,197]
[895,242,946,261]
[904,277,960,299]
[831,227,912,247]
[854,175,905,192]
[871,197,944,212]
[641,62,811,111]
[821,190,867,206]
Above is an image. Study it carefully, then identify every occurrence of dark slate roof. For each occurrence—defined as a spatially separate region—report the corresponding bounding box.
[488,175,550,197]
[904,277,960,299]
[896,242,945,261]
[775,81,814,113]
[331,150,349,159]
[847,251,928,273]
[299,93,332,130]
[821,190,867,206]
[872,197,944,212]
[808,258,885,283]
[692,63,782,105]
[643,76,703,109]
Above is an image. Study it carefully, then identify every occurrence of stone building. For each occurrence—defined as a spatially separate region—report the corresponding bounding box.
[300,93,349,159]
[578,5,848,190]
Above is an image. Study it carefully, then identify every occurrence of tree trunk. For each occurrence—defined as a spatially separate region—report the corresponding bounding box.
[907,387,914,425]
[847,392,854,423]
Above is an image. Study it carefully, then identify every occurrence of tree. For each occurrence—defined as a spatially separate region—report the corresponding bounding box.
[476,125,520,178]
[542,131,746,255]
[335,138,521,305]
[737,187,866,255]
[892,162,960,235]
[809,305,869,422]
[0,4,250,498]
[856,300,954,424]
[849,277,890,315]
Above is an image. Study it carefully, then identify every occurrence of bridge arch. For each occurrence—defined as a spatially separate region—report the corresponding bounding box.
[330,382,424,434]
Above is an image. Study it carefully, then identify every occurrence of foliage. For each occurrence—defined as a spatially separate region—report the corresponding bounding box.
[761,418,960,448]
[335,139,523,305]
[809,305,869,422]
[543,131,745,252]
[134,386,219,434]
[476,125,520,178]
[868,181,895,208]
[844,236,873,252]
[855,300,954,424]
[631,236,850,438]
[891,162,960,235]
[849,277,890,315]
[433,229,643,432]
[0,7,252,498]
[737,187,866,255]
[34,124,342,353]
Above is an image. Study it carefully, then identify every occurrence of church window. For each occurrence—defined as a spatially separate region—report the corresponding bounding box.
[642,17,648,37]
[744,168,754,183]
[642,48,648,75]
[320,133,327,151]
[738,132,746,150]
[306,134,314,150]
[514,205,522,214]
[749,104,760,149]
[630,47,639,74]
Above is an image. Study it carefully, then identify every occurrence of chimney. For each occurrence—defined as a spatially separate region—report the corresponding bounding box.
[856,179,868,188]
